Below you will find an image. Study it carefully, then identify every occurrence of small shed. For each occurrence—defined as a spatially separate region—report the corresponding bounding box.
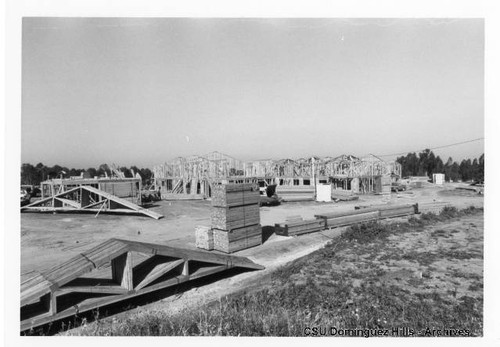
[432,173,445,185]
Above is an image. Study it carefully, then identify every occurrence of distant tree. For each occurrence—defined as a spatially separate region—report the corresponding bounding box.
[21,163,37,185]
[130,166,140,177]
[97,164,111,177]
[35,162,47,183]
[139,168,153,184]
[477,154,485,182]
[459,159,473,182]
[435,156,444,174]
[449,162,461,182]
[86,167,97,178]
[119,166,132,178]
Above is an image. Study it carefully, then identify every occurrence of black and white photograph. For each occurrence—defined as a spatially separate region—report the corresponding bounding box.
[3,0,499,345]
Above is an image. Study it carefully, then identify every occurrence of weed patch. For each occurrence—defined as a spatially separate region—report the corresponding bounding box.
[64,207,483,337]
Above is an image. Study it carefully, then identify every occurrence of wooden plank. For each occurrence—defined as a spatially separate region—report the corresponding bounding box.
[322,211,381,228]
[211,183,258,193]
[135,259,184,290]
[274,219,325,236]
[121,239,264,270]
[21,275,55,306]
[81,186,163,220]
[111,251,134,291]
[195,226,214,251]
[315,204,415,220]
[81,200,107,209]
[189,265,227,280]
[54,197,82,209]
[211,184,260,208]
[20,196,53,210]
[213,227,262,253]
[57,285,128,295]
[213,224,261,242]
[83,240,129,267]
[211,204,260,231]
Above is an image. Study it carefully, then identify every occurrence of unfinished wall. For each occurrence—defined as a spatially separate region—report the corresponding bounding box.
[153,152,402,198]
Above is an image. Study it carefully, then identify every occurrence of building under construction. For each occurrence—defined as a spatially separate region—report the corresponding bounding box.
[152,151,401,199]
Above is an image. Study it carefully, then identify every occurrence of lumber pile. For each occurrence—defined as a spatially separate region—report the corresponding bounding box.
[195,225,214,251]
[315,211,380,228]
[211,204,260,230]
[211,183,262,253]
[275,219,325,237]
[276,185,315,202]
[275,203,419,237]
[331,188,359,201]
[211,184,261,207]
[213,225,262,253]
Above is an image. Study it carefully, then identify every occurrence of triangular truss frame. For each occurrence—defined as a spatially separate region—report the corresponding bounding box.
[21,185,163,219]
[21,238,264,331]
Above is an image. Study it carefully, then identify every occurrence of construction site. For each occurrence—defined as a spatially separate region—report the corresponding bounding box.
[19,151,484,334]
[15,16,486,338]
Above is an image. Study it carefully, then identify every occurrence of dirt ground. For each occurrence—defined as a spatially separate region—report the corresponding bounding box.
[20,182,484,332]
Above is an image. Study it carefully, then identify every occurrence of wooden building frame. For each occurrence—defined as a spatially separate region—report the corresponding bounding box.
[153,152,401,199]
[41,177,143,206]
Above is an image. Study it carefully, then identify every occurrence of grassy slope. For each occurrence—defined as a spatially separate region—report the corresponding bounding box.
[68,206,483,337]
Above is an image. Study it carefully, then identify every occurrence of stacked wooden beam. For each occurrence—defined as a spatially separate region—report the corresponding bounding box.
[276,185,315,202]
[315,211,380,228]
[195,225,214,251]
[317,204,419,226]
[211,183,262,253]
[211,204,260,230]
[213,225,262,253]
[275,219,325,237]
[274,203,420,237]
[331,189,359,201]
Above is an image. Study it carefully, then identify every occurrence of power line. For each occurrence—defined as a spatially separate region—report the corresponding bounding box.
[376,137,484,158]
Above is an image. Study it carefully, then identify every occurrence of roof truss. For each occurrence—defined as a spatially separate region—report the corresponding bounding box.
[21,238,264,331]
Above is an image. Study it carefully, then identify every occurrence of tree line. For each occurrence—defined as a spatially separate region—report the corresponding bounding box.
[396,149,484,183]
[21,163,154,186]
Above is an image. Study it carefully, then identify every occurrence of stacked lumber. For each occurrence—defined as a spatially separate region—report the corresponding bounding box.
[213,225,262,253]
[354,203,419,216]
[316,211,380,228]
[331,189,359,201]
[275,219,325,236]
[195,225,214,250]
[211,183,261,253]
[211,183,261,207]
[276,185,315,202]
[273,203,420,239]
[211,204,260,230]
[378,204,418,218]
[316,203,419,227]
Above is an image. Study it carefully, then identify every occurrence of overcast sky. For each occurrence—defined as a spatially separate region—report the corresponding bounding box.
[21,18,484,168]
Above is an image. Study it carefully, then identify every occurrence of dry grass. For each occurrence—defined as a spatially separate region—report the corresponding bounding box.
[53,206,483,337]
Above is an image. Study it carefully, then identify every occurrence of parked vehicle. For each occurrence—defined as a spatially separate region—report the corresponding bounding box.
[20,189,31,206]
[391,182,407,192]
